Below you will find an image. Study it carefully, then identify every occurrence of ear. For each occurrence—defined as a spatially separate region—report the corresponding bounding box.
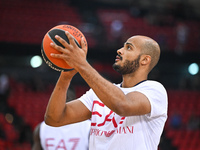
[141,55,151,66]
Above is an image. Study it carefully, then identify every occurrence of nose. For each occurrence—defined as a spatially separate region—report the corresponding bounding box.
[117,48,123,55]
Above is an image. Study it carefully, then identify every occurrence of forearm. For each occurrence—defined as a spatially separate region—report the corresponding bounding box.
[48,32,126,115]
[44,72,73,125]
[76,62,126,114]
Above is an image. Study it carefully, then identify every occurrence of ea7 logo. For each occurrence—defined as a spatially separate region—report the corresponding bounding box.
[45,138,80,150]
[91,100,125,128]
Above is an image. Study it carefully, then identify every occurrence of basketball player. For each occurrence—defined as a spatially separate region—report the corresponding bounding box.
[44,32,168,150]
[32,88,91,150]
[32,120,91,150]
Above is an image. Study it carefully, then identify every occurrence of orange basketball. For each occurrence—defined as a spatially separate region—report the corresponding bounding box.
[41,24,87,71]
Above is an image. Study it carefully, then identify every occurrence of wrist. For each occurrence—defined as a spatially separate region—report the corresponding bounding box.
[75,60,90,73]
[59,71,76,82]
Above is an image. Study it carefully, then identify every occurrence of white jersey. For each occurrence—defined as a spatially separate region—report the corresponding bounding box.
[79,80,168,150]
[40,120,91,150]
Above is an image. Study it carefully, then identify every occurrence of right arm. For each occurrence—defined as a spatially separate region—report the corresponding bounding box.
[44,71,91,127]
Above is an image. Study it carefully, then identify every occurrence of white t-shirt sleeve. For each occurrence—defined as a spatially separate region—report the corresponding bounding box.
[79,88,94,112]
[135,81,168,118]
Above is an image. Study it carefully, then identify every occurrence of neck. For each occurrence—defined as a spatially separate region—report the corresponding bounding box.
[121,71,148,88]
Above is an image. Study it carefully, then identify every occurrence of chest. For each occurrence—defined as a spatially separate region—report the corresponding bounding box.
[90,100,126,130]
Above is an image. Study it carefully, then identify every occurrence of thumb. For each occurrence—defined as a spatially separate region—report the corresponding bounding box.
[81,37,88,55]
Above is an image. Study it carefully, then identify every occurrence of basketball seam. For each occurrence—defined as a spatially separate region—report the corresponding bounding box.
[47,28,81,48]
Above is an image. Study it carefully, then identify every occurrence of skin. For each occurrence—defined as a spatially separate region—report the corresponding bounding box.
[44,32,160,127]
[32,123,42,150]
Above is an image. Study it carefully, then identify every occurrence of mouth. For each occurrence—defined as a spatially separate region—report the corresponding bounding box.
[115,55,122,62]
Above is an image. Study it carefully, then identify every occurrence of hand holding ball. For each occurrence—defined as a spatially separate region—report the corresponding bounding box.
[41,25,87,71]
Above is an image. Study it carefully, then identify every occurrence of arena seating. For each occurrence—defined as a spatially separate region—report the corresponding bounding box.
[0,0,82,44]
[7,82,52,130]
[165,90,200,150]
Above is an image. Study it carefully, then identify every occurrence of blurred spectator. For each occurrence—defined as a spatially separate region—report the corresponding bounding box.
[110,19,124,47]
[0,74,10,103]
[0,124,6,140]
[155,33,168,51]
[175,22,189,55]
[170,111,182,129]
[129,1,144,18]
[187,113,200,130]
[19,124,33,144]
[33,120,91,150]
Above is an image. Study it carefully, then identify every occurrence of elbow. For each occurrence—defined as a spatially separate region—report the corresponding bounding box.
[114,108,127,117]
[112,102,128,117]
[44,115,61,127]
[44,115,54,126]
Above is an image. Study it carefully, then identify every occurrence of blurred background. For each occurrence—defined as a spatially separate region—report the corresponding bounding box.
[0,0,200,149]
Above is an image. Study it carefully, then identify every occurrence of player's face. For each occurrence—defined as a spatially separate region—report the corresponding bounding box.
[113,37,142,75]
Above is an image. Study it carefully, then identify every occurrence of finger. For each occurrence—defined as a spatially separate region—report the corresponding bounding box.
[55,35,71,49]
[50,42,66,53]
[50,53,68,60]
[81,37,88,54]
[65,31,77,47]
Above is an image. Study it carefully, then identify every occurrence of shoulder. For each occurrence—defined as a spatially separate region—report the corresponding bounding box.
[138,80,166,92]
[143,80,164,87]
[135,80,168,102]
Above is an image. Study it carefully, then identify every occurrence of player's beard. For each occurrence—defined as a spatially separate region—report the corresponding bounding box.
[112,55,141,75]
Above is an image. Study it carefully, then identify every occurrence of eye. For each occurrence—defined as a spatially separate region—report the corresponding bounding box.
[127,45,131,50]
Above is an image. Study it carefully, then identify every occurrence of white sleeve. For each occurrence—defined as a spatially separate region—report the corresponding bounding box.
[78,88,94,112]
[136,81,168,118]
